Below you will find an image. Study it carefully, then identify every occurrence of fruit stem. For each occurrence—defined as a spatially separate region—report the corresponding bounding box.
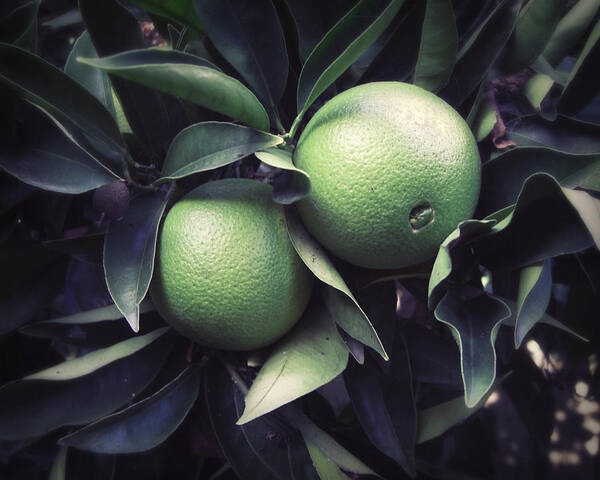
[216,352,249,396]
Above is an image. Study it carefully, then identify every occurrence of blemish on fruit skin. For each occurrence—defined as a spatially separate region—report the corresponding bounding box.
[409,201,434,232]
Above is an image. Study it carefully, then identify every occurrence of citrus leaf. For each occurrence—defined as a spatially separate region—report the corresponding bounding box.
[531,55,569,85]
[343,332,416,477]
[78,49,269,132]
[0,43,125,169]
[478,147,600,216]
[439,0,523,107]
[293,0,406,133]
[514,260,552,348]
[0,0,39,50]
[500,0,562,74]
[104,188,171,332]
[542,0,600,66]
[0,327,173,440]
[48,446,68,480]
[434,289,511,407]
[413,0,458,92]
[43,232,105,265]
[126,0,204,34]
[417,374,508,443]
[79,0,189,158]
[237,301,348,425]
[561,187,600,249]
[288,409,378,476]
[504,115,600,154]
[471,92,496,141]
[59,364,200,453]
[558,20,600,116]
[255,148,311,205]
[65,31,116,117]
[158,122,281,182]
[0,105,120,194]
[523,72,560,120]
[205,359,294,480]
[193,0,288,128]
[304,440,351,480]
[285,209,387,359]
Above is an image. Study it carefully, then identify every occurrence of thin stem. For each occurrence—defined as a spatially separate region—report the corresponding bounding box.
[215,352,249,396]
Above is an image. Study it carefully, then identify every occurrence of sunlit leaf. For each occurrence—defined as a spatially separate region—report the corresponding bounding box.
[304,440,351,480]
[523,72,560,120]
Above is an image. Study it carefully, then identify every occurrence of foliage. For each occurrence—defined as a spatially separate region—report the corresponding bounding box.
[1,0,599,478]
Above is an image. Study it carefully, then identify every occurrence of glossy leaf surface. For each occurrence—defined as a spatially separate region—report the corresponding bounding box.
[255,148,311,205]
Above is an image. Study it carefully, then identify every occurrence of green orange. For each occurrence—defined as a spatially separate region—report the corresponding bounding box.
[150,179,313,350]
[294,81,481,269]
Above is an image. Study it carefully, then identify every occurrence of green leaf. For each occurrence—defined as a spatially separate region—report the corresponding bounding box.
[79,49,269,131]
[304,440,351,480]
[0,106,120,194]
[255,148,311,205]
[158,122,282,182]
[558,21,600,116]
[127,0,204,34]
[43,232,105,265]
[434,289,511,407]
[504,115,600,154]
[104,188,171,332]
[285,209,387,359]
[293,0,406,133]
[343,333,416,477]
[48,446,68,480]
[0,328,173,440]
[65,31,116,117]
[561,187,600,249]
[0,0,40,51]
[417,374,508,443]
[514,260,552,348]
[237,301,348,425]
[523,72,560,120]
[288,409,378,476]
[471,93,497,141]
[500,0,562,74]
[192,0,288,128]
[413,0,458,92]
[439,0,523,107]
[0,43,125,168]
[59,364,200,453]
[542,0,600,66]
[478,147,600,215]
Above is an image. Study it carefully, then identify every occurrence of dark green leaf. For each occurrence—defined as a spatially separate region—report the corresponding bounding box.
[478,147,600,216]
[413,0,458,92]
[504,115,600,154]
[43,233,105,265]
[237,301,348,424]
[0,43,125,168]
[127,0,204,34]
[79,49,269,131]
[304,440,351,480]
[65,31,116,117]
[514,259,552,348]
[434,289,511,407]
[542,0,600,66]
[343,333,416,477]
[523,72,560,120]
[59,364,200,453]
[500,0,562,74]
[471,91,496,141]
[0,0,39,50]
[48,446,67,480]
[558,21,600,116]
[255,148,311,205]
[285,209,387,359]
[0,328,173,440]
[104,188,171,332]
[439,0,523,107]
[42,9,82,29]
[293,0,406,133]
[193,0,288,128]
[158,122,281,182]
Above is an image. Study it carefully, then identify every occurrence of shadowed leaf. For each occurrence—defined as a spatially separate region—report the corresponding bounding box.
[255,148,311,205]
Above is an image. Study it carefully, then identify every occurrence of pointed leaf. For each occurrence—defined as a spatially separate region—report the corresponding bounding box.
[193,0,288,125]
[127,0,204,34]
[294,0,406,131]
[562,187,600,249]
[304,440,351,480]
[439,0,523,107]
[238,301,348,424]
[471,93,497,141]
[0,43,125,168]
[514,259,552,348]
[500,0,562,74]
[0,328,173,440]
[60,364,200,453]
[523,72,560,120]
[104,188,171,332]
[65,31,116,117]
[158,122,282,182]
[79,49,269,131]
[255,148,311,205]
[413,0,458,92]
[285,209,387,359]
[558,21,600,116]
[0,0,40,50]
[49,446,68,480]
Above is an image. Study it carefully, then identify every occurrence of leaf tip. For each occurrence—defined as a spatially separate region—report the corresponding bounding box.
[125,312,139,333]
